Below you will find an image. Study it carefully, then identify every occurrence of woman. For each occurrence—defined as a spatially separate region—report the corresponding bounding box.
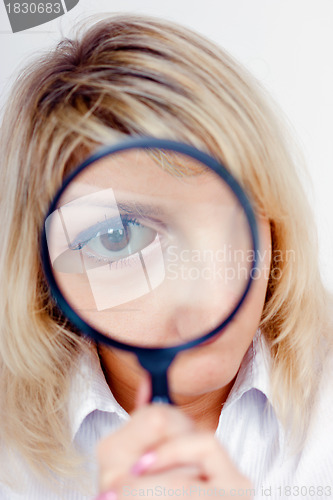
[0,13,332,500]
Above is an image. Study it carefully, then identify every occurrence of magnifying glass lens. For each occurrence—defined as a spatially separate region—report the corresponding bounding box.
[45,147,253,348]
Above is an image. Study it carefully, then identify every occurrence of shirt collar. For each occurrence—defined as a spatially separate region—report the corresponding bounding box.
[68,345,129,440]
[222,329,273,410]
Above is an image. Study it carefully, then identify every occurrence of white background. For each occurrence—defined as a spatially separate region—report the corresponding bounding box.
[1,0,332,290]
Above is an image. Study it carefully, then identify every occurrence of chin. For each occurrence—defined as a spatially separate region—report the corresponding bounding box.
[168,348,237,397]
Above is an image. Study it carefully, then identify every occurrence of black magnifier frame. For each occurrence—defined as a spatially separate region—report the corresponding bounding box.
[41,136,259,404]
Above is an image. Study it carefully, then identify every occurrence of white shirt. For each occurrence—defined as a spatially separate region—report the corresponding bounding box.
[1,331,333,499]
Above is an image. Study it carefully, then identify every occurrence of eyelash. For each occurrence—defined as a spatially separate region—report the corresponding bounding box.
[84,248,140,269]
[69,215,141,251]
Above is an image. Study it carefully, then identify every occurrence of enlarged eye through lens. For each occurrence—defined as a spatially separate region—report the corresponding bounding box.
[57,211,159,267]
[76,216,158,263]
[44,143,257,347]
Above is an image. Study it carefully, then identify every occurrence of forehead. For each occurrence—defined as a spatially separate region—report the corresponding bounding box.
[61,148,237,208]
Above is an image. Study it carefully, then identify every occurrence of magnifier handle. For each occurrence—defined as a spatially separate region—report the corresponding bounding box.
[151,394,173,404]
[136,352,175,405]
[150,372,174,405]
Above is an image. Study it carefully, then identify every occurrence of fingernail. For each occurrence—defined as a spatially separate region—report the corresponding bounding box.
[131,451,156,476]
[94,491,117,500]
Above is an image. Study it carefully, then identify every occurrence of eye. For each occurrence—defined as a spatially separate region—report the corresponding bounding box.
[94,225,131,252]
[80,218,157,263]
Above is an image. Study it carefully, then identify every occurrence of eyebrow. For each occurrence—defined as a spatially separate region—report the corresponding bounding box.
[60,194,170,218]
[117,201,166,218]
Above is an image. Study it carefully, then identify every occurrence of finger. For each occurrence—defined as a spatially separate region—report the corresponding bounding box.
[140,432,248,484]
[134,373,151,410]
[97,404,194,491]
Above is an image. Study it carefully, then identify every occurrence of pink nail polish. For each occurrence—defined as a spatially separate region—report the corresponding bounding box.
[95,491,117,500]
[131,451,156,476]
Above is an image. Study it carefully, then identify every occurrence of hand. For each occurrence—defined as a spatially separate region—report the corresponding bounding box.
[95,390,254,499]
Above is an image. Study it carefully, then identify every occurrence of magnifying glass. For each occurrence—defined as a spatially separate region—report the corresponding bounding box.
[41,137,259,404]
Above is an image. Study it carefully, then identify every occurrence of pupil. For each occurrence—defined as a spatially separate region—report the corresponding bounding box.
[100,226,130,252]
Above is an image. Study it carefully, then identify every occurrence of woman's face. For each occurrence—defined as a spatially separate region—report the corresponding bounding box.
[46,148,271,398]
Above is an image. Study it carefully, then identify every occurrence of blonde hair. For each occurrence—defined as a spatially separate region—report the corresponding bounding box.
[0,12,331,487]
